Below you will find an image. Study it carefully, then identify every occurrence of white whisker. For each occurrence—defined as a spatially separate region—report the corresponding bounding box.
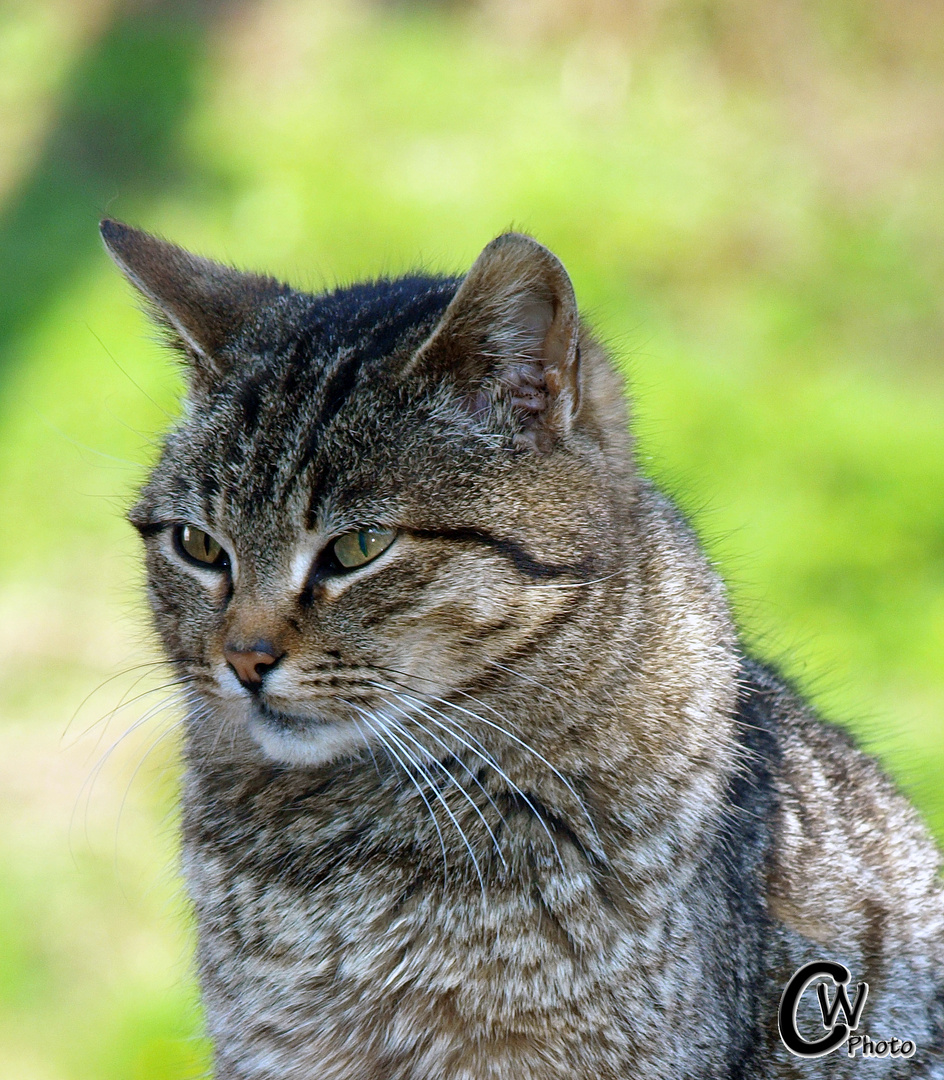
[518,565,629,590]
[351,702,485,895]
[480,658,546,691]
[370,683,567,873]
[346,704,449,891]
[63,659,172,746]
[114,716,185,872]
[72,688,187,858]
[378,714,486,897]
[347,713,382,779]
[371,665,600,845]
[377,699,507,870]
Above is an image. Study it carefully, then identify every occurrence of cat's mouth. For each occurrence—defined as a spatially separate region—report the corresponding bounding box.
[247,701,368,767]
[254,701,328,732]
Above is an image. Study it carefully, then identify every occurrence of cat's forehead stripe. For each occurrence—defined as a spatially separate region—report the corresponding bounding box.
[191,275,459,529]
[235,363,280,431]
[295,347,362,477]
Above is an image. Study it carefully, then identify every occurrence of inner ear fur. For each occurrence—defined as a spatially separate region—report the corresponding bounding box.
[413,232,581,452]
[100,219,291,388]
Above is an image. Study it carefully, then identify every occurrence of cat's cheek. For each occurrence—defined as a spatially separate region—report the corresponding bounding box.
[145,584,207,663]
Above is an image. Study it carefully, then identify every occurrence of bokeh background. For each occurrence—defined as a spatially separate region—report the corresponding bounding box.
[0,0,942,1075]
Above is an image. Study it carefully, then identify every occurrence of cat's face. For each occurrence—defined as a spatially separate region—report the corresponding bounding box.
[105,223,629,767]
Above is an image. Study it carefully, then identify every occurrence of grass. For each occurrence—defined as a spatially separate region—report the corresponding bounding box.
[0,0,942,1075]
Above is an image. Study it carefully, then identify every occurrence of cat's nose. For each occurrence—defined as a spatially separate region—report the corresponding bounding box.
[224,643,283,690]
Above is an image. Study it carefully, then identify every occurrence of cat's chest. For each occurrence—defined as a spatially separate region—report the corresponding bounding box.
[182,768,733,1078]
[184,768,609,995]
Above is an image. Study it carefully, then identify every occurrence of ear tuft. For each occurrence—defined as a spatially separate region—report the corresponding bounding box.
[99,218,129,248]
[413,232,581,452]
[100,220,291,387]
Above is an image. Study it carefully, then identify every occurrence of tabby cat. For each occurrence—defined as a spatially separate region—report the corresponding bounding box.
[102,219,944,1079]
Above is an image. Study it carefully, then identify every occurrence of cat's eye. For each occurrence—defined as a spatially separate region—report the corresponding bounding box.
[174,524,228,569]
[332,528,397,569]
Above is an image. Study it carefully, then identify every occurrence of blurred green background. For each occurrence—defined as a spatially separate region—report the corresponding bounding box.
[0,0,942,1075]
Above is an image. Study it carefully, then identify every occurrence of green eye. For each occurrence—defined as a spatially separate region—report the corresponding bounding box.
[332,528,397,569]
[175,524,227,568]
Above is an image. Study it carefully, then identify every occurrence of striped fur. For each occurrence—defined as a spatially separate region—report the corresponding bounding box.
[104,221,944,1078]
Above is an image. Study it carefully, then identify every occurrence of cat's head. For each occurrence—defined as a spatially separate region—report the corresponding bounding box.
[104,222,633,769]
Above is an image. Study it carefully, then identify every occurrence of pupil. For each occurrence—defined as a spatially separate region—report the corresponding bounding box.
[358,531,369,557]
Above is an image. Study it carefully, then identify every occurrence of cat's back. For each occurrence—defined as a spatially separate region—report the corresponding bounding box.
[740,660,944,1075]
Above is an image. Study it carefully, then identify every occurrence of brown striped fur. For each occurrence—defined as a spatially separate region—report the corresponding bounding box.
[103,220,944,1078]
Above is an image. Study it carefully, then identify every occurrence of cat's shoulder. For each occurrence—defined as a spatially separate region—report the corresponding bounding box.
[737,658,944,952]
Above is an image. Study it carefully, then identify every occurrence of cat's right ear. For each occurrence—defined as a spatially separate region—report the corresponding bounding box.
[100,220,290,390]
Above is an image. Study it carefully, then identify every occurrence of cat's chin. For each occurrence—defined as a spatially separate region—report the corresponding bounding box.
[247,706,366,767]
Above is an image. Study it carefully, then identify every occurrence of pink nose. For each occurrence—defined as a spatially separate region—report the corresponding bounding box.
[224,646,281,688]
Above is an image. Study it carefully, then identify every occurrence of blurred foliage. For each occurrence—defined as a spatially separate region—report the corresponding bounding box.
[0,0,942,1075]
[0,0,211,385]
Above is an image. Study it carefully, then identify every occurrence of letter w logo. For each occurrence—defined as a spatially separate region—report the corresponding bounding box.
[779,961,871,1058]
[816,980,868,1031]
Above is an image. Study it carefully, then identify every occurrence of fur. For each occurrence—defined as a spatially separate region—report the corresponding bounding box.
[103,220,944,1078]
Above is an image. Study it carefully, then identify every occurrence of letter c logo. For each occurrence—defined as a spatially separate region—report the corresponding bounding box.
[779,961,852,1058]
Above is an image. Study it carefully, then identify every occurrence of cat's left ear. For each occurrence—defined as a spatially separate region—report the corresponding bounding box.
[100,220,290,388]
[413,232,581,452]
